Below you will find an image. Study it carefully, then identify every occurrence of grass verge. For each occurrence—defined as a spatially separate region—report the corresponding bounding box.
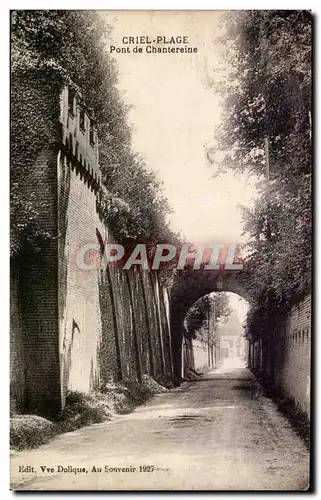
[10,375,168,451]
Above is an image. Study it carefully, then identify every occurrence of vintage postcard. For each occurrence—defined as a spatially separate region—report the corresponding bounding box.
[10,10,312,491]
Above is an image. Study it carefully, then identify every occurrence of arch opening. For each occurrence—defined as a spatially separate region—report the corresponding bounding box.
[182,292,249,379]
[169,266,250,382]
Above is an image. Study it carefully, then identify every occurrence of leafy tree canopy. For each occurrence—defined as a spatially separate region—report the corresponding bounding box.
[185,293,232,340]
[206,10,312,327]
[11,10,177,254]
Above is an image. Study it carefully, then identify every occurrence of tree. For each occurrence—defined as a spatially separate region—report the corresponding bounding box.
[185,293,232,340]
[11,11,177,256]
[206,10,312,326]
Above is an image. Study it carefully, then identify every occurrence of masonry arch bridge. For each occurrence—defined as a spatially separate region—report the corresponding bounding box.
[170,266,250,381]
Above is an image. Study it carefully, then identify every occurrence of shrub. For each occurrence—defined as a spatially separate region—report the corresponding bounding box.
[10,415,56,451]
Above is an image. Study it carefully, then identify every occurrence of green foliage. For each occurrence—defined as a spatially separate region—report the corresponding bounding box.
[210,11,311,179]
[11,10,177,255]
[208,11,312,334]
[11,375,168,451]
[10,68,62,256]
[97,155,172,243]
[185,292,231,339]
[10,415,56,450]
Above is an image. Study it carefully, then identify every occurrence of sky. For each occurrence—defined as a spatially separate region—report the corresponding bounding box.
[223,292,248,324]
[209,291,248,330]
[105,11,256,246]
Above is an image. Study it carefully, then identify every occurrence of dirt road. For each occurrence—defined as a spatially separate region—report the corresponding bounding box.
[10,362,309,491]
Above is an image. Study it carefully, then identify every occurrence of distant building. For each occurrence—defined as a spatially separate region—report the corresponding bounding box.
[216,311,245,360]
